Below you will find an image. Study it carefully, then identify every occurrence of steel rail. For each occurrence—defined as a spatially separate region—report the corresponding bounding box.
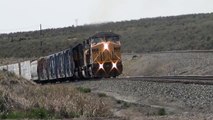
[116,76,213,85]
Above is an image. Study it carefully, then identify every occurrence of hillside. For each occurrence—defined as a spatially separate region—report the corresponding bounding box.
[0,13,213,57]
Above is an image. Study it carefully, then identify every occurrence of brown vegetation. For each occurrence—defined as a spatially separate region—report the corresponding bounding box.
[0,71,112,119]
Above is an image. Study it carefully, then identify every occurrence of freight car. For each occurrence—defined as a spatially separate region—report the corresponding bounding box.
[0,32,123,83]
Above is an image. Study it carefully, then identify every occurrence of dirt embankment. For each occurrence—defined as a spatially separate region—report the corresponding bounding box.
[122,52,213,76]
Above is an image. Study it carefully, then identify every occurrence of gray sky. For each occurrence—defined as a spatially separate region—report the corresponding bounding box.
[0,0,213,33]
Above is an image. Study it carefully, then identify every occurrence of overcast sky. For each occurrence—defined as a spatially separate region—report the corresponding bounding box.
[0,0,213,33]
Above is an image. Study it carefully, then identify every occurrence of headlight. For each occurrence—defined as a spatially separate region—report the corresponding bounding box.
[103,42,109,50]
[99,63,104,70]
[112,62,117,69]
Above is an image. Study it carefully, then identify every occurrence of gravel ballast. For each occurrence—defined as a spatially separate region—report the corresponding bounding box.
[72,79,213,114]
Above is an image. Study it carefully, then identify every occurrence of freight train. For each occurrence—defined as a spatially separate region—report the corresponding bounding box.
[0,32,123,83]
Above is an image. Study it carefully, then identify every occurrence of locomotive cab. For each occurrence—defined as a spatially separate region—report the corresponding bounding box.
[89,32,123,78]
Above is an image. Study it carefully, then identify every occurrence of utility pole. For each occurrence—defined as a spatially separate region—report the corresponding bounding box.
[40,24,42,36]
[40,24,43,46]
[75,19,78,27]
[40,24,43,55]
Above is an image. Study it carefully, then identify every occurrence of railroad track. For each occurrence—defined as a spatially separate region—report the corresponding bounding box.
[116,76,213,85]
[45,76,213,85]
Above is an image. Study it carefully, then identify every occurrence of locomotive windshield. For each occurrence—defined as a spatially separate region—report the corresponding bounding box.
[92,37,102,44]
[91,35,120,44]
[106,36,119,42]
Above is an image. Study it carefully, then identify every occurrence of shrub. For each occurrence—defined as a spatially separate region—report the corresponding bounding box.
[76,87,91,93]
[0,111,25,119]
[0,108,53,119]
[122,102,130,108]
[116,100,122,104]
[27,108,50,119]
[0,92,6,113]
[68,111,80,118]
[97,93,107,97]
[59,107,80,118]
[158,108,166,116]
[116,100,130,108]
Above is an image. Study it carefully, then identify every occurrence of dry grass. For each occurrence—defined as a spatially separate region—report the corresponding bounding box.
[0,71,112,118]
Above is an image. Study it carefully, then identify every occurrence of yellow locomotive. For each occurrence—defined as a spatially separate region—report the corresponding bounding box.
[73,32,123,79]
[90,32,123,78]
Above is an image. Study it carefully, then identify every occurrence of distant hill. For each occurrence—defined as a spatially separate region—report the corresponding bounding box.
[0,13,213,57]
